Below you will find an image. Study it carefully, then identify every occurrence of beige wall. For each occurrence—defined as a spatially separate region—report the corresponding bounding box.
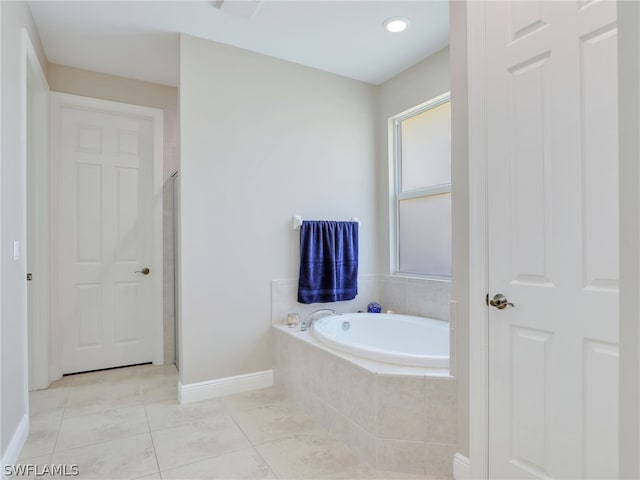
[179,34,377,385]
[47,63,179,365]
[619,2,640,477]
[1,0,48,456]
[450,0,470,458]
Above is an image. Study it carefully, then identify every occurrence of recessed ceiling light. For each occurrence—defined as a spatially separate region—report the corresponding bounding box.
[383,17,409,33]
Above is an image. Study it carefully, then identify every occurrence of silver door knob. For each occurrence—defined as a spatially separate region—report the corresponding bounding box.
[135,267,150,275]
[489,294,514,309]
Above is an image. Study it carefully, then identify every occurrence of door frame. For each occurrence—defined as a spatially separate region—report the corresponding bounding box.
[48,92,164,382]
[466,1,490,478]
[466,2,636,478]
[23,28,50,391]
[618,1,640,477]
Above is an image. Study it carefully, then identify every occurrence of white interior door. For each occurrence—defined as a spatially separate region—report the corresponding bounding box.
[56,97,159,374]
[486,1,619,478]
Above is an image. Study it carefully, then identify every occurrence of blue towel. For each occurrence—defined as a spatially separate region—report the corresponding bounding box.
[298,220,359,304]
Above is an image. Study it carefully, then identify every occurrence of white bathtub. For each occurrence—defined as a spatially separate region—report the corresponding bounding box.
[312,312,449,368]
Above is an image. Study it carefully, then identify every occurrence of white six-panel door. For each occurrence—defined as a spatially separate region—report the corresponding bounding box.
[55,96,160,374]
[486,1,619,478]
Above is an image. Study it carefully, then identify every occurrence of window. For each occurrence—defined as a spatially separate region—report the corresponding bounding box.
[391,92,451,278]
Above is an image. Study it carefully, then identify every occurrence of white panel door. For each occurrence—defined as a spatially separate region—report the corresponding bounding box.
[486,1,618,478]
[58,102,156,374]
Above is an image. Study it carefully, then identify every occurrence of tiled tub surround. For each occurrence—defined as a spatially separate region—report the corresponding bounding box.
[271,275,380,327]
[272,326,457,477]
[272,275,451,325]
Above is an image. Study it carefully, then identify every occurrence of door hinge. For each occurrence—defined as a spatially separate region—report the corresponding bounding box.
[27,273,32,281]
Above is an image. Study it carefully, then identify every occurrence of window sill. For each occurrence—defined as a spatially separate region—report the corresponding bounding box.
[390,272,452,284]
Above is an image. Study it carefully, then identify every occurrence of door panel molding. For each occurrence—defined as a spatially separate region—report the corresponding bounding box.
[49,92,164,380]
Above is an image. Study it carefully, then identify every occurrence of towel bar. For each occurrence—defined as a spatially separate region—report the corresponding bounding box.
[292,215,360,231]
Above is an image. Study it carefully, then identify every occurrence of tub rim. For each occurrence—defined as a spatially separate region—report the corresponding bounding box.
[312,312,450,369]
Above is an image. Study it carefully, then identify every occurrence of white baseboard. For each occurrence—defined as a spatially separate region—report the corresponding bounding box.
[453,453,471,480]
[1,414,29,473]
[179,369,273,404]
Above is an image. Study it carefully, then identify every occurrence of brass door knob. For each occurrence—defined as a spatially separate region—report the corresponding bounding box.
[135,267,150,275]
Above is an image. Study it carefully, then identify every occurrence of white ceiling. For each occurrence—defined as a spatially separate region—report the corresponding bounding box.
[28,1,449,87]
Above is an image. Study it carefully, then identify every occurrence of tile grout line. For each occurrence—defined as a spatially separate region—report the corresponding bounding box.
[52,430,156,456]
[146,396,258,475]
[226,403,281,479]
[158,445,260,478]
[248,443,282,480]
[141,384,163,479]
[49,386,70,457]
[53,404,151,453]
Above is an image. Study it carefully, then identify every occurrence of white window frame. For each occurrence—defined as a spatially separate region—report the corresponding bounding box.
[389,91,452,278]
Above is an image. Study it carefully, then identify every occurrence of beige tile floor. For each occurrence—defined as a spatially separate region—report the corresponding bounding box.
[20,364,447,480]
